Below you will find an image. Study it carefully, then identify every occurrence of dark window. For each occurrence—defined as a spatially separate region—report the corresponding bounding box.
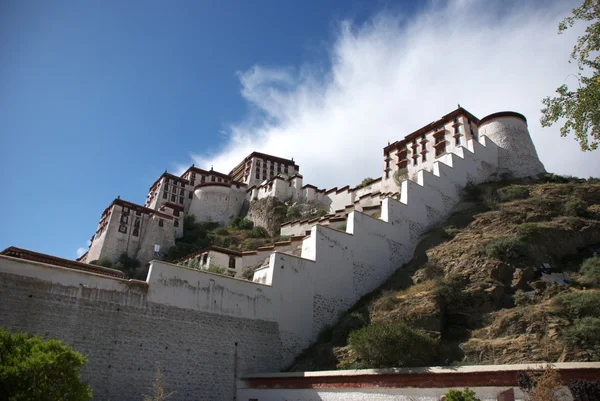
[165,184,169,191]
[211,176,215,182]
[158,219,164,227]
[180,188,184,195]
[134,219,141,228]
[163,191,167,199]
[133,228,139,237]
[202,254,208,264]
[172,186,177,193]
[118,225,127,234]
[174,220,179,227]
[255,172,260,179]
[188,192,193,199]
[121,215,128,224]
[179,197,184,204]
[454,126,460,134]
[453,117,459,123]
[412,138,417,144]
[229,256,235,269]
[467,118,471,124]
[171,194,176,202]
[136,210,141,216]
[201,176,205,182]
[421,134,425,140]
[455,136,461,145]
[386,160,390,168]
[472,130,478,140]
[385,151,389,158]
[422,154,427,162]
[173,210,180,217]
[385,171,390,179]
[122,207,130,214]
[413,158,418,166]
[192,172,196,178]
[190,180,195,186]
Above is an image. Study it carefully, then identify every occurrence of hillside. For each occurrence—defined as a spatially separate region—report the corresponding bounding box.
[289,174,600,371]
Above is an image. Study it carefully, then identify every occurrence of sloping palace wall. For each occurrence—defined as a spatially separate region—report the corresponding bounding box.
[0,115,545,401]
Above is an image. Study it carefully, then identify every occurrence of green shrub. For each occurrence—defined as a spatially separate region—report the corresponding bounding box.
[90,256,113,268]
[514,290,532,306]
[504,185,530,201]
[309,207,328,219]
[481,187,500,210]
[0,328,92,401]
[113,253,144,279]
[348,320,437,368]
[483,236,528,261]
[286,205,302,220]
[462,181,481,201]
[565,317,600,348]
[357,177,375,189]
[517,222,543,239]
[206,265,226,275]
[444,388,481,401]
[231,217,254,230]
[214,227,229,236]
[581,257,600,286]
[554,290,600,319]
[564,199,589,217]
[249,226,269,238]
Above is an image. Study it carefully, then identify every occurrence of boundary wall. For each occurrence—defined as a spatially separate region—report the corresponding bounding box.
[239,363,600,401]
[1,135,502,398]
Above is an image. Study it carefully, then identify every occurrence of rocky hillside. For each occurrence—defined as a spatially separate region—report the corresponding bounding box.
[289,174,600,371]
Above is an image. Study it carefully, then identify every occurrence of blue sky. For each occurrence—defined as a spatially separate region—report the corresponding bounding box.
[0,0,597,259]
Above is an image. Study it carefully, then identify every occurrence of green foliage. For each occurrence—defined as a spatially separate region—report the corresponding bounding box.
[517,222,543,239]
[357,177,375,189]
[581,257,600,286]
[206,265,226,275]
[166,215,216,261]
[514,290,532,306]
[462,181,481,201]
[214,227,230,236]
[554,290,600,319]
[538,173,583,184]
[565,317,600,348]
[90,256,113,268]
[0,328,92,401]
[444,388,481,401]
[540,0,600,151]
[113,253,144,279]
[231,216,254,230]
[285,205,302,221]
[503,185,530,201]
[481,186,500,210]
[563,199,589,217]
[309,207,328,219]
[348,320,437,368]
[483,236,528,261]
[248,226,269,238]
[393,167,408,188]
[242,267,255,280]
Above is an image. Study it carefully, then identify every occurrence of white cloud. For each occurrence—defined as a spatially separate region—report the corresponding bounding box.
[186,0,599,188]
[76,247,87,258]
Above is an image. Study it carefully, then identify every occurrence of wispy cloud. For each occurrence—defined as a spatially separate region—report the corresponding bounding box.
[76,247,87,258]
[186,0,599,188]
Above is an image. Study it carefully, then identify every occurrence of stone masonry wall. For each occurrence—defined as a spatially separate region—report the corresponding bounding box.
[0,267,280,401]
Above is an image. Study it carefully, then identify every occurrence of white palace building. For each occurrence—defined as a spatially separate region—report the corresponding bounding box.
[75,107,545,278]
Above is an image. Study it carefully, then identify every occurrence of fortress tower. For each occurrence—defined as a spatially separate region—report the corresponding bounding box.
[477,111,546,178]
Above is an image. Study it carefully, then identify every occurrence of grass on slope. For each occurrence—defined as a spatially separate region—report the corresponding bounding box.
[288,174,600,371]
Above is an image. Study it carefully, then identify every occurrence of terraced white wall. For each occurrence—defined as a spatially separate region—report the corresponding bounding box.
[254,136,499,367]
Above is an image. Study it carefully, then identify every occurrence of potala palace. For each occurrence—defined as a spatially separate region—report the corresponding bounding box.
[0,107,553,400]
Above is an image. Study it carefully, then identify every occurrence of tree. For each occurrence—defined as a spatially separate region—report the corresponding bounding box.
[540,0,600,151]
[0,328,92,401]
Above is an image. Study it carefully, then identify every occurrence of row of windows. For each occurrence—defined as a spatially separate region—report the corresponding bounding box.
[162,192,185,204]
[164,185,185,195]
